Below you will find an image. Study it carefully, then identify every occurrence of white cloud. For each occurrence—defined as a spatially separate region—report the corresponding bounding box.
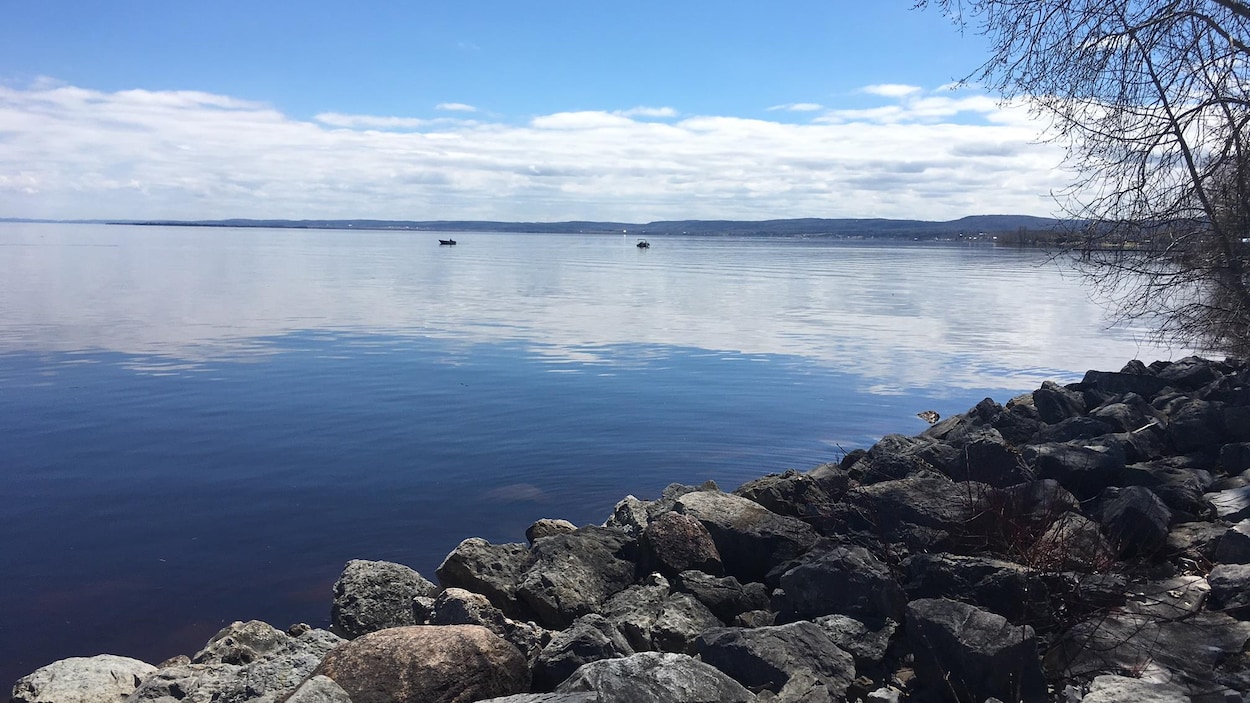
[615,106,678,118]
[436,102,478,112]
[0,81,1069,222]
[767,103,824,112]
[862,84,923,98]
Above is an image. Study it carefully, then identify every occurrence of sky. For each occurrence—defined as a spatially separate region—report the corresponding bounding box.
[0,1,1073,222]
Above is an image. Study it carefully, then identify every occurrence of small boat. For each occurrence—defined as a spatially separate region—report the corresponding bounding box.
[439,239,457,246]
[636,239,650,249]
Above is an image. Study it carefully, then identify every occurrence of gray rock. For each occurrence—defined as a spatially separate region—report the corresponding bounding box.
[774,544,905,622]
[1215,519,1250,563]
[674,570,770,624]
[1089,394,1157,433]
[674,490,817,585]
[604,495,652,537]
[555,651,756,702]
[313,625,528,703]
[10,654,156,703]
[1208,486,1250,523]
[1034,381,1087,424]
[902,553,1050,622]
[1022,442,1126,500]
[972,479,1081,534]
[960,437,1028,487]
[813,614,897,671]
[1158,356,1223,391]
[601,575,721,654]
[129,621,344,703]
[1100,485,1173,558]
[1079,674,1190,703]
[906,598,1048,703]
[1080,370,1169,401]
[1031,512,1115,572]
[1036,416,1116,444]
[734,610,777,628]
[851,434,957,483]
[1221,443,1250,474]
[734,469,839,518]
[840,476,988,549]
[1120,462,1213,517]
[330,559,437,638]
[428,587,550,663]
[516,526,638,630]
[532,614,634,692]
[527,518,578,544]
[1168,398,1226,453]
[1167,521,1228,562]
[641,511,723,577]
[695,622,852,698]
[436,538,534,619]
[1209,563,1250,614]
[1046,610,1250,694]
[284,675,353,703]
[479,695,600,703]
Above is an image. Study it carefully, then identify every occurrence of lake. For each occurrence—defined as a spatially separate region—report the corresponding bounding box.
[0,222,1177,685]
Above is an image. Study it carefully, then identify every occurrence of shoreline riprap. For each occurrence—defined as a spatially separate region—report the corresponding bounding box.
[13,356,1250,703]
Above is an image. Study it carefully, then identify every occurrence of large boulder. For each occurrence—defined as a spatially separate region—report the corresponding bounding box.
[554,651,756,703]
[906,598,1048,703]
[813,614,897,675]
[733,469,841,517]
[696,622,855,699]
[10,655,156,703]
[330,559,437,638]
[1208,563,1250,614]
[128,621,344,703]
[674,490,817,584]
[1022,442,1126,500]
[640,511,723,577]
[516,526,639,629]
[427,588,550,663]
[1030,512,1115,572]
[1215,519,1250,563]
[313,625,528,703]
[1079,674,1191,703]
[532,614,634,692]
[839,476,988,549]
[284,675,353,703]
[1168,398,1225,453]
[773,544,905,623]
[1099,485,1173,558]
[436,538,534,618]
[1034,381,1087,424]
[673,570,770,624]
[902,553,1049,623]
[600,574,721,654]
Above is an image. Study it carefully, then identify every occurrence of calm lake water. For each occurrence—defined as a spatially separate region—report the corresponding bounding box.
[0,222,1177,684]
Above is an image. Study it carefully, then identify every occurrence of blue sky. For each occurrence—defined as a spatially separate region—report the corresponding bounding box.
[0,2,1069,222]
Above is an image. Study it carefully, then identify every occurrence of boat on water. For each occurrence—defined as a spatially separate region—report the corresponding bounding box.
[636,239,650,249]
[439,239,457,246]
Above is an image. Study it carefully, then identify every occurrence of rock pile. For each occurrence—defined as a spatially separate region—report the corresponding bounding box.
[13,356,1250,702]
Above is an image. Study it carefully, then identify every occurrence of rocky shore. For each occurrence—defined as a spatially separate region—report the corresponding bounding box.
[13,356,1250,703]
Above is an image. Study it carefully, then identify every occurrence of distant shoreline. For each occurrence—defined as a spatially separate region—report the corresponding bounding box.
[0,214,1068,242]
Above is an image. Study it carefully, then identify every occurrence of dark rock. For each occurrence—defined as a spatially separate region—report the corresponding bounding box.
[991,404,1043,445]
[1168,398,1226,454]
[1030,512,1115,572]
[1036,416,1116,443]
[1118,462,1213,517]
[1224,406,1250,442]
[1099,486,1173,558]
[1167,521,1228,562]
[436,538,534,619]
[11,655,156,703]
[428,587,550,663]
[532,614,634,692]
[674,490,817,585]
[1208,485,1250,522]
[902,553,1050,623]
[906,598,1048,703]
[330,559,437,639]
[1081,369,1170,399]
[851,434,951,483]
[1221,442,1250,474]
[734,469,838,518]
[527,518,578,544]
[673,570,770,624]
[806,462,852,498]
[696,622,855,698]
[960,437,1028,487]
[314,625,528,703]
[1034,381,1087,424]
[640,511,723,578]
[1208,564,1250,614]
[774,544,905,623]
[517,526,639,630]
[1216,519,1250,563]
[478,696,600,703]
[1158,355,1223,391]
[734,610,777,628]
[973,479,1080,533]
[840,476,988,549]
[1022,442,1126,500]
[555,651,756,702]
[1089,393,1157,433]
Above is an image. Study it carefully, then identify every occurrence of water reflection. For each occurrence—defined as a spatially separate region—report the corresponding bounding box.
[0,222,1177,388]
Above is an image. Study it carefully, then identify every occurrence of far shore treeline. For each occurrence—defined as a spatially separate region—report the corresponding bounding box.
[0,215,1070,242]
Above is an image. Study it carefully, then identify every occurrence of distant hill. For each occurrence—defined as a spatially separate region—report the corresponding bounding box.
[92,215,1066,239]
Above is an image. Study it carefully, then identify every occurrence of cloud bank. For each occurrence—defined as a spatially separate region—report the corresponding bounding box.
[0,82,1068,221]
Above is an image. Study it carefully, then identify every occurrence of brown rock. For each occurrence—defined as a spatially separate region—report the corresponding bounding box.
[642,511,724,577]
[314,625,529,703]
